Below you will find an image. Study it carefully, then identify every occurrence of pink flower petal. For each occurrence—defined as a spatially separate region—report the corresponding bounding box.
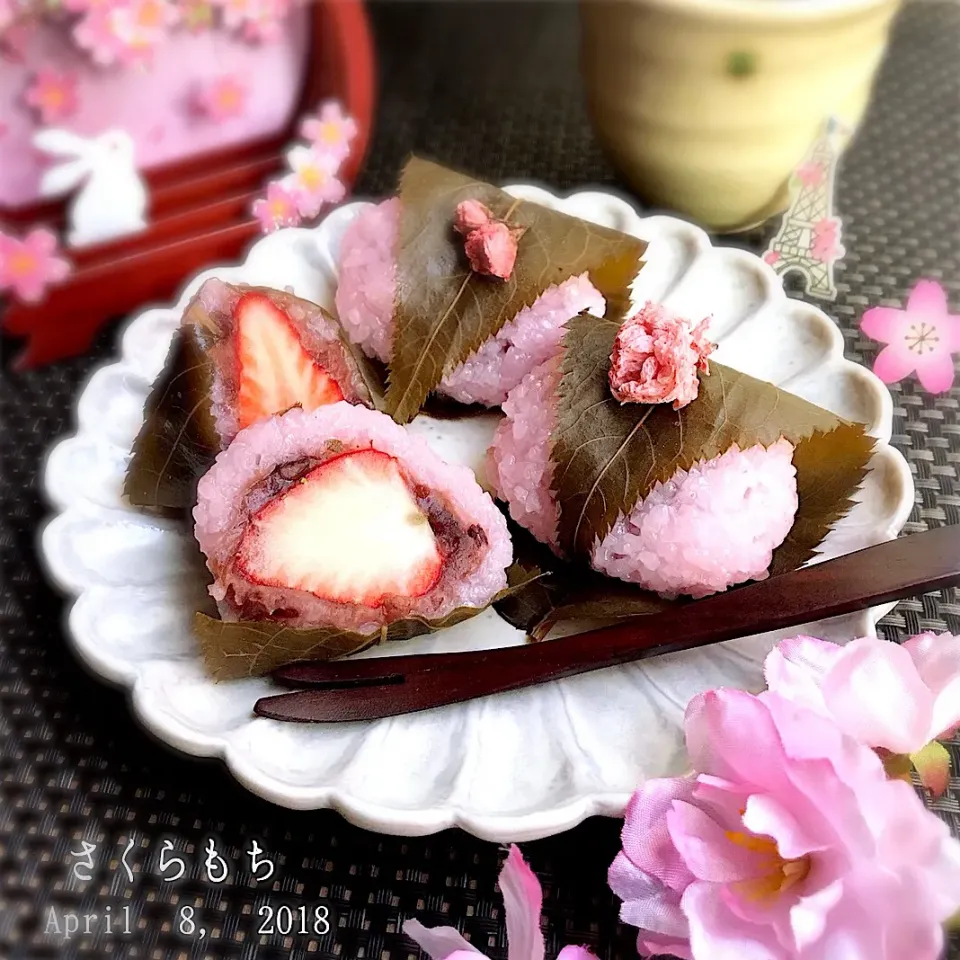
[26,228,58,256]
[555,947,597,960]
[914,349,956,393]
[637,934,694,960]
[860,306,907,344]
[820,637,935,754]
[685,690,792,796]
[786,880,845,953]
[621,777,697,890]
[903,632,960,739]
[402,919,483,959]
[872,341,918,385]
[907,278,949,316]
[741,793,827,860]
[682,881,785,960]
[763,635,843,715]
[498,846,544,960]
[667,800,771,883]
[608,852,688,940]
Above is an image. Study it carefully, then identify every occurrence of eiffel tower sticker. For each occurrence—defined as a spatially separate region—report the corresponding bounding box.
[763,117,850,301]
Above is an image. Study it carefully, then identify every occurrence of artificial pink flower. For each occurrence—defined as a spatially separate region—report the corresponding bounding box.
[810,217,843,263]
[764,632,960,796]
[193,75,248,121]
[299,100,357,163]
[794,160,824,188]
[252,180,302,233]
[0,228,71,304]
[24,69,80,124]
[405,845,597,960]
[609,688,960,960]
[283,145,344,218]
[861,279,960,393]
[609,302,715,409]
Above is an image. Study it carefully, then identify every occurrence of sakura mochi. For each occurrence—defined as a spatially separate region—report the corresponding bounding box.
[490,356,800,599]
[194,404,513,633]
[125,278,376,514]
[335,198,606,407]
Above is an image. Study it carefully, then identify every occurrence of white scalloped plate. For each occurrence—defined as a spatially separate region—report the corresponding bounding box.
[40,186,914,842]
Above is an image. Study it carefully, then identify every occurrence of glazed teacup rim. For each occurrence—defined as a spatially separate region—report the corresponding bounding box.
[601,0,895,23]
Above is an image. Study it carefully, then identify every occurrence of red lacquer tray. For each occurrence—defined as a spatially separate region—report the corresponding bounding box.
[1,0,376,368]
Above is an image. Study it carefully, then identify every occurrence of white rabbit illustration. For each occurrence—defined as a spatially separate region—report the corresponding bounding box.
[33,128,148,249]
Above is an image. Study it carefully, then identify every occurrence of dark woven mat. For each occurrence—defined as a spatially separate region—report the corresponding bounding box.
[1,1,958,958]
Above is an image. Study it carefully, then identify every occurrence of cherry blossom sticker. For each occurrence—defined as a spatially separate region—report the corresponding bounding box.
[284,146,345,218]
[860,279,959,394]
[252,181,301,233]
[300,101,357,164]
[250,99,357,233]
[0,228,72,304]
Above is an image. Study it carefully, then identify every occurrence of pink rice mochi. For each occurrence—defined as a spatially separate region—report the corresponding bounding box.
[334,198,606,407]
[490,357,799,599]
[195,403,513,633]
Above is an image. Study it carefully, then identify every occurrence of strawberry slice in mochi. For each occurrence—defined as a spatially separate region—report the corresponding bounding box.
[235,292,344,430]
[237,449,443,607]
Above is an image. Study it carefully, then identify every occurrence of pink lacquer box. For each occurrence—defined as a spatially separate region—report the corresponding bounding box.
[0,0,375,367]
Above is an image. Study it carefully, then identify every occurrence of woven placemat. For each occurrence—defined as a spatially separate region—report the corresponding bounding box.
[1,2,958,958]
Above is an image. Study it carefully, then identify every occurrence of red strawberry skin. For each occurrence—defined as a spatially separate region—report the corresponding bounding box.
[235,292,344,430]
[236,449,444,607]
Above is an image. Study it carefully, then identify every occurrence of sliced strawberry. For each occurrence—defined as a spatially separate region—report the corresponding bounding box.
[237,450,443,607]
[235,292,344,430]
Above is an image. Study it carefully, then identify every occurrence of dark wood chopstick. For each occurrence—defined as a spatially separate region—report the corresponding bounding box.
[254,525,960,723]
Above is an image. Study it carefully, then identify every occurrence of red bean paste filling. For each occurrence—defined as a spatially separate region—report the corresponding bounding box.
[228,444,488,620]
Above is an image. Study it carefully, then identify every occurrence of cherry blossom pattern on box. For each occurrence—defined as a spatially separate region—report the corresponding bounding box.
[192,74,248,122]
[250,99,358,232]
[12,0,300,68]
[0,227,71,304]
[23,69,80,123]
[860,279,959,394]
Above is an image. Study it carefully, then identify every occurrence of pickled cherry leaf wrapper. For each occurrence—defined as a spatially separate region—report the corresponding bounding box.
[125,286,377,516]
[551,313,876,560]
[768,422,875,575]
[196,565,545,680]
[493,517,676,638]
[322,306,387,411]
[385,157,647,424]
[124,324,219,516]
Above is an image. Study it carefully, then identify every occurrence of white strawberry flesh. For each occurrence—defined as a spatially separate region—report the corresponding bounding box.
[237,449,443,607]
